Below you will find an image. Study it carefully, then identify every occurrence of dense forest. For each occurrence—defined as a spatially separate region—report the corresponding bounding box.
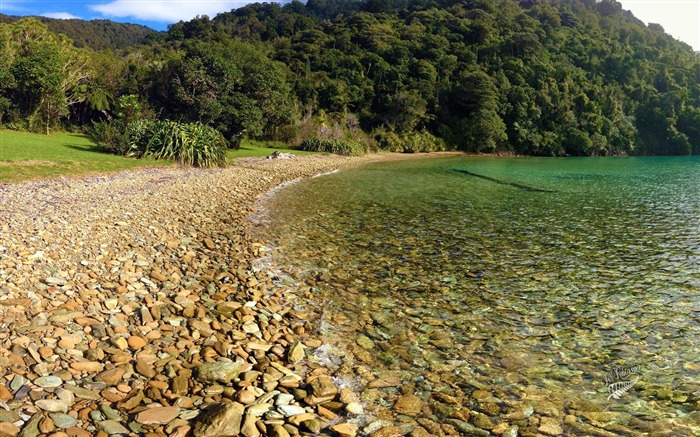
[1,0,699,156]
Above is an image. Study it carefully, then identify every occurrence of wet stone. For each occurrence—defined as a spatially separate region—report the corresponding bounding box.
[309,376,337,398]
[393,395,423,417]
[538,417,564,436]
[471,412,494,430]
[369,426,402,437]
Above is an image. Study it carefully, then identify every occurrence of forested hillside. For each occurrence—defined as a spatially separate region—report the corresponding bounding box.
[0,14,157,50]
[1,0,699,155]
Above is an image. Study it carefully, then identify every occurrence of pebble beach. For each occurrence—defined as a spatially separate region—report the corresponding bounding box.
[0,154,392,437]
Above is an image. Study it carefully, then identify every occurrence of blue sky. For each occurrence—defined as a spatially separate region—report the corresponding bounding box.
[0,1,258,30]
[0,0,698,51]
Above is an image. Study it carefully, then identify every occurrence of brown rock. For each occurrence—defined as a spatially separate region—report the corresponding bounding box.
[0,422,19,437]
[128,336,147,350]
[331,423,358,437]
[135,360,156,378]
[38,346,54,358]
[240,413,260,437]
[100,389,126,402]
[287,342,305,363]
[171,376,189,395]
[70,361,105,373]
[309,376,337,398]
[369,426,402,437]
[66,427,92,437]
[150,270,167,282]
[0,385,13,401]
[393,395,423,417]
[538,417,564,436]
[416,419,444,437]
[471,412,494,430]
[410,428,431,437]
[58,339,76,349]
[39,416,55,434]
[118,390,144,411]
[191,402,245,437]
[203,238,216,250]
[236,390,256,405]
[96,368,125,386]
[135,406,180,425]
[269,424,291,437]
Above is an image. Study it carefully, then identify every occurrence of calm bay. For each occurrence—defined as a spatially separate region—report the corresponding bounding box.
[253,155,700,434]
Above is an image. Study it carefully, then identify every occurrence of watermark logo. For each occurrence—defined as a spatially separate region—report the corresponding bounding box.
[604,365,641,400]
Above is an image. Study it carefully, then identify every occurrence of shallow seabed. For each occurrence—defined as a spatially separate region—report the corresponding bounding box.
[252,156,700,436]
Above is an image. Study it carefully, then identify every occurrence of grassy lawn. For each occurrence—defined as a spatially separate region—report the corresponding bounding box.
[0,131,314,183]
[228,139,316,159]
[0,130,171,183]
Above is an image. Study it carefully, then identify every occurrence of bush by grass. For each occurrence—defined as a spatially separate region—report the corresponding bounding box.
[299,137,368,156]
[91,119,228,168]
[126,120,227,168]
[374,129,446,153]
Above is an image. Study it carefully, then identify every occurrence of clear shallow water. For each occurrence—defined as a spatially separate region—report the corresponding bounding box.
[254,156,700,433]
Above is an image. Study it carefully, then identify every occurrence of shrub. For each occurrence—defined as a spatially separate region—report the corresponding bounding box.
[299,137,368,156]
[90,119,129,154]
[373,128,446,153]
[126,119,227,168]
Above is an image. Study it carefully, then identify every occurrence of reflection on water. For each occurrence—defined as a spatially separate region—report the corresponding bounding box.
[253,156,700,434]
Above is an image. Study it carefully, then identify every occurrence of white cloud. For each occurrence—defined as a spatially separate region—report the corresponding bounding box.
[41,12,81,20]
[89,0,253,23]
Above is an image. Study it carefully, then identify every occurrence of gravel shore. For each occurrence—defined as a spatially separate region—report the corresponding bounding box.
[0,154,394,437]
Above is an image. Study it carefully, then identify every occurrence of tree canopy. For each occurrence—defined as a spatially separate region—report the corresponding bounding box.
[1,0,699,155]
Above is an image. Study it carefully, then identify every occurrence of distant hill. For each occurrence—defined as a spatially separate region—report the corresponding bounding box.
[0,14,160,50]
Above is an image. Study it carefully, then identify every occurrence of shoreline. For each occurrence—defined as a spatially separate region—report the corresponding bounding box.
[0,153,417,437]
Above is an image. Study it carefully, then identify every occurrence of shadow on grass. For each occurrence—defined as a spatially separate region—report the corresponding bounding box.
[63,143,114,156]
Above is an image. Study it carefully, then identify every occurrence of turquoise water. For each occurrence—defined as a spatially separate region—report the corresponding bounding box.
[255,156,700,433]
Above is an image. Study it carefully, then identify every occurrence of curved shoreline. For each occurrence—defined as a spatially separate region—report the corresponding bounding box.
[0,153,413,437]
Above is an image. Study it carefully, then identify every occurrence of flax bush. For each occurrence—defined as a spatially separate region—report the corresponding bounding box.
[126,120,227,167]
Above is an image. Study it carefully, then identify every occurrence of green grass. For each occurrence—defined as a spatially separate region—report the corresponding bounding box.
[227,139,316,159]
[0,130,172,183]
[0,132,317,183]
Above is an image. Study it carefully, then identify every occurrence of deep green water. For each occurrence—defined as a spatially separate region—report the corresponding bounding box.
[255,156,700,432]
